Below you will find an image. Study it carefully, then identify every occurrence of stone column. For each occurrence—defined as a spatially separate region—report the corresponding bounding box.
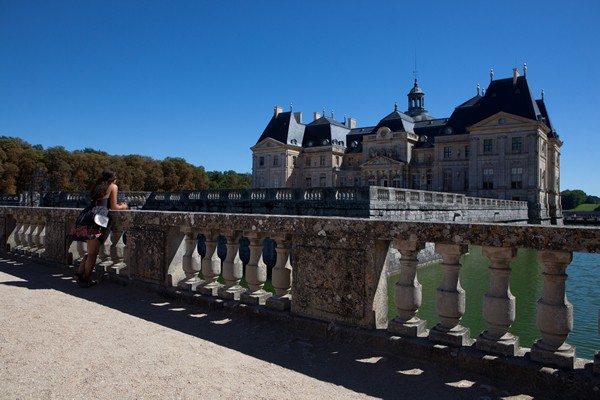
[476,246,519,356]
[218,232,245,300]
[197,232,222,296]
[531,250,575,369]
[241,233,272,305]
[388,240,427,337]
[266,234,292,310]
[429,243,471,346]
[175,231,200,290]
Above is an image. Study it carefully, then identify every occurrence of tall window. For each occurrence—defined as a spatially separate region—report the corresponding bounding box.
[392,176,402,188]
[512,137,523,153]
[443,146,451,159]
[411,174,420,188]
[368,176,376,186]
[483,139,493,153]
[443,170,452,191]
[272,175,280,188]
[465,145,470,158]
[259,156,265,167]
[273,155,279,167]
[483,168,494,189]
[319,175,326,187]
[305,157,311,167]
[511,167,523,189]
[320,156,326,166]
[305,177,312,188]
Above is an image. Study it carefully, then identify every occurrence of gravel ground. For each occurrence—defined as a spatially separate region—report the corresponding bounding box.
[0,256,571,400]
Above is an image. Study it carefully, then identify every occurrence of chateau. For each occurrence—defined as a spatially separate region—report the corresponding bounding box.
[251,67,562,224]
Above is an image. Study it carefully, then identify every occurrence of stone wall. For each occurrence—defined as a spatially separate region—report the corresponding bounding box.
[2,205,599,373]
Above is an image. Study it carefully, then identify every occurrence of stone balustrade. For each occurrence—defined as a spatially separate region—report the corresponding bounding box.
[1,206,598,376]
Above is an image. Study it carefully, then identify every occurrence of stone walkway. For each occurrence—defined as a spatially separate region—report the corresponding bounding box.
[0,256,576,400]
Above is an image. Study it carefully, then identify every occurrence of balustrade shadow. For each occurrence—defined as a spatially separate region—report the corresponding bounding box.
[0,256,565,400]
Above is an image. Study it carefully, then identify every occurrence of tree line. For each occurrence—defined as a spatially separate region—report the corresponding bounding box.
[561,189,600,211]
[0,136,251,194]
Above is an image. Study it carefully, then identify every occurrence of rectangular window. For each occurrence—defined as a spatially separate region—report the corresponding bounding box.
[320,156,326,166]
[319,175,326,187]
[305,177,312,188]
[483,168,494,189]
[305,157,311,167]
[272,175,280,188]
[273,155,279,167]
[259,156,265,167]
[483,139,493,153]
[511,167,523,189]
[512,137,523,153]
[443,146,451,159]
[465,145,470,158]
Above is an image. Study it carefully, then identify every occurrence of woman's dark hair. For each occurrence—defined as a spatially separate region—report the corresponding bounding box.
[89,168,116,200]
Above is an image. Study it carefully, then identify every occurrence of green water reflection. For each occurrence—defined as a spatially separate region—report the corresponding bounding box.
[387,246,599,360]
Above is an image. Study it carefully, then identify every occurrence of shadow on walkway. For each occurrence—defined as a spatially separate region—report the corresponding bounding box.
[0,255,565,400]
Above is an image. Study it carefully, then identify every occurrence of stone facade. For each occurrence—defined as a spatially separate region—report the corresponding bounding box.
[252,68,562,225]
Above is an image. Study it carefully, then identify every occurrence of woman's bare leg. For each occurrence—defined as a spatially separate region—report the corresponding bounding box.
[83,239,101,282]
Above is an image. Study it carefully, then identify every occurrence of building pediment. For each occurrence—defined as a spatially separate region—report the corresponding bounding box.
[467,111,538,132]
[360,155,405,168]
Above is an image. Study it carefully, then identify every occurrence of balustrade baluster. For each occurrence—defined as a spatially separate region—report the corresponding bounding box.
[197,232,222,296]
[241,234,272,305]
[110,228,129,276]
[476,246,519,356]
[218,232,245,300]
[34,224,46,257]
[178,232,201,290]
[429,243,471,346]
[388,240,427,337]
[8,221,23,253]
[531,250,575,369]
[266,235,292,310]
[98,234,113,271]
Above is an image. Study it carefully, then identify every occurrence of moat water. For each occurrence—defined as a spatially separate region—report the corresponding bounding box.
[387,246,600,360]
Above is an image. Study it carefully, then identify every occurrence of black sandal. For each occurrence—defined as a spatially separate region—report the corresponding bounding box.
[77,279,98,288]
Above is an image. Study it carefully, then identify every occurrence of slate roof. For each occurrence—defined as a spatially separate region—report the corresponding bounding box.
[302,116,350,147]
[370,109,416,135]
[256,112,305,146]
[445,76,544,135]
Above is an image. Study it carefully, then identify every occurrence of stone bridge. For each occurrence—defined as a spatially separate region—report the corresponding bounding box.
[1,206,598,397]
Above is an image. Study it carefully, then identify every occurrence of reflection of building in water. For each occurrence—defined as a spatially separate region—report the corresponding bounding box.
[251,67,562,224]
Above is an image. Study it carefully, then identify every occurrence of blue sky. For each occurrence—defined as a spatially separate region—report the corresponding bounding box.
[1,0,599,195]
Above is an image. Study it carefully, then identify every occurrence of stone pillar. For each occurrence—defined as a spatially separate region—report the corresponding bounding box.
[531,250,575,369]
[476,246,519,356]
[218,232,245,300]
[429,243,471,346]
[110,228,129,276]
[388,240,427,337]
[174,231,200,290]
[197,232,222,296]
[241,233,272,305]
[266,234,292,310]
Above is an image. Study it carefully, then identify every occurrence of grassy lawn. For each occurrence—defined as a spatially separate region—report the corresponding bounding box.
[564,203,599,212]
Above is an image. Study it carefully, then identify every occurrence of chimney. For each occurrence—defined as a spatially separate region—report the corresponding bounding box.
[294,112,302,124]
[313,111,321,121]
[512,68,520,86]
[347,117,356,129]
[274,105,283,117]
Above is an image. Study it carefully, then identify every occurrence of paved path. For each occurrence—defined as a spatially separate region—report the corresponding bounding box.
[0,256,566,400]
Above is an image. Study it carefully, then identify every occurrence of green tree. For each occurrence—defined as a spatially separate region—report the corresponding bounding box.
[561,189,587,210]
